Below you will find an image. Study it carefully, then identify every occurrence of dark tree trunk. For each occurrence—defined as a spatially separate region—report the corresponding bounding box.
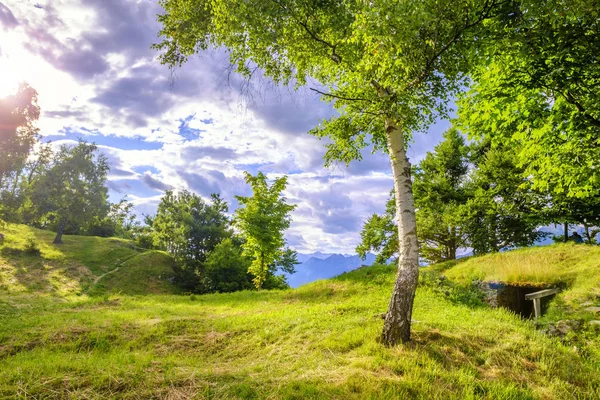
[53,221,66,244]
[563,222,569,242]
[583,223,591,244]
[449,245,456,260]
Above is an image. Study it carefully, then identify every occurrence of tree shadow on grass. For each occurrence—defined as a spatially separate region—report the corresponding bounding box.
[408,328,595,393]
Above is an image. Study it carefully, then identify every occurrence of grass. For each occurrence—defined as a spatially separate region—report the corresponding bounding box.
[437,244,600,325]
[0,224,177,297]
[88,251,180,296]
[440,243,600,288]
[1,226,599,398]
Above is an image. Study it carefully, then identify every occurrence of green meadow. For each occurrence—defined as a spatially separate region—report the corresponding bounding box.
[1,224,599,399]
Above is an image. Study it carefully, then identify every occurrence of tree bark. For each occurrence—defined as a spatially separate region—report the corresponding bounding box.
[563,222,568,242]
[53,221,65,244]
[583,223,591,244]
[381,118,419,345]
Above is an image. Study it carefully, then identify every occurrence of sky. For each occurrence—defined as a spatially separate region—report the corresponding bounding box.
[0,0,451,254]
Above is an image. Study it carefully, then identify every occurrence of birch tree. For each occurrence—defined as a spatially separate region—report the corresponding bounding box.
[154,0,507,344]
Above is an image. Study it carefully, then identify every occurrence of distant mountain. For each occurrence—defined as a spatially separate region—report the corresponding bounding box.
[295,252,338,263]
[285,253,377,288]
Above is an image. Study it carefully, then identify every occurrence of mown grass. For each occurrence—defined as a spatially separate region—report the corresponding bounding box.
[1,264,599,399]
[1,227,599,398]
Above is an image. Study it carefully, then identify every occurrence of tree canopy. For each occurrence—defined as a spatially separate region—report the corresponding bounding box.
[0,83,39,189]
[29,141,110,244]
[457,0,600,198]
[413,129,469,262]
[152,190,232,291]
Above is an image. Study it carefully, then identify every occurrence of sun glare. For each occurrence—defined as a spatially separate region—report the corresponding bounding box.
[0,59,23,99]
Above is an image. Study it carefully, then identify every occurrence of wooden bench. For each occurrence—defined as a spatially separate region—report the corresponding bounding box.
[525,288,560,319]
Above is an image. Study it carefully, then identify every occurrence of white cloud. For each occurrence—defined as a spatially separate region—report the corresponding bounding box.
[1,0,448,253]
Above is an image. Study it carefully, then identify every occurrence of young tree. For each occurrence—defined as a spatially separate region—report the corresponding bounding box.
[155,0,506,344]
[152,190,231,290]
[234,172,297,289]
[29,141,110,244]
[356,192,398,264]
[413,129,469,262]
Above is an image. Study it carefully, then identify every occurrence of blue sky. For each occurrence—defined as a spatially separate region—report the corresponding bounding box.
[0,0,451,253]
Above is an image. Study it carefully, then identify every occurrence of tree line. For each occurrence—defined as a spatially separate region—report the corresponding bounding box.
[357,128,600,265]
[0,84,297,293]
[143,173,298,293]
[0,84,119,244]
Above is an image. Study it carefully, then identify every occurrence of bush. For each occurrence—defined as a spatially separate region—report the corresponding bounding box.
[23,237,41,256]
[135,233,155,249]
[1,236,41,257]
[419,269,485,308]
[202,239,253,293]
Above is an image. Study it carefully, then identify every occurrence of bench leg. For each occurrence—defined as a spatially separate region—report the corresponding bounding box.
[533,298,541,319]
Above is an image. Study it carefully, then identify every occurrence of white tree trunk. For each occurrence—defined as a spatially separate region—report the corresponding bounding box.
[381,117,420,345]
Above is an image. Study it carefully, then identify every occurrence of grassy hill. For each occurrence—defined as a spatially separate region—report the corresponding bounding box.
[1,226,599,399]
[432,244,600,323]
[0,224,179,297]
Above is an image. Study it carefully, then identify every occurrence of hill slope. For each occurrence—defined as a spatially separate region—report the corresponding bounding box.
[1,241,599,398]
[286,253,377,288]
[435,243,600,323]
[0,224,179,296]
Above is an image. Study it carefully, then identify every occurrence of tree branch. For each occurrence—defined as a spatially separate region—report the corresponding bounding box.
[309,87,372,103]
[409,0,508,89]
[270,0,342,64]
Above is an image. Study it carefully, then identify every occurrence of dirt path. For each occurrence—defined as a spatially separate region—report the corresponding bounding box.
[92,266,121,285]
[90,252,143,286]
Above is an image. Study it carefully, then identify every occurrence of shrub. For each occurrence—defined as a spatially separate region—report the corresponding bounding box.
[419,269,485,308]
[135,233,155,249]
[23,237,41,256]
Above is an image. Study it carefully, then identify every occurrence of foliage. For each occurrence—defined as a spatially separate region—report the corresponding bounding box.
[357,129,468,262]
[153,0,504,155]
[28,141,110,244]
[457,0,600,198]
[461,140,547,254]
[203,238,253,293]
[22,237,41,256]
[545,192,600,244]
[152,190,231,291]
[86,198,140,239]
[154,0,511,343]
[0,83,40,190]
[356,192,397,264]
[413,128,469,262]
[234,172,297,289]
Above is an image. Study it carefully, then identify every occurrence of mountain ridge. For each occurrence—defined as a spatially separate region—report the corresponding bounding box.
[287,252,377,287]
